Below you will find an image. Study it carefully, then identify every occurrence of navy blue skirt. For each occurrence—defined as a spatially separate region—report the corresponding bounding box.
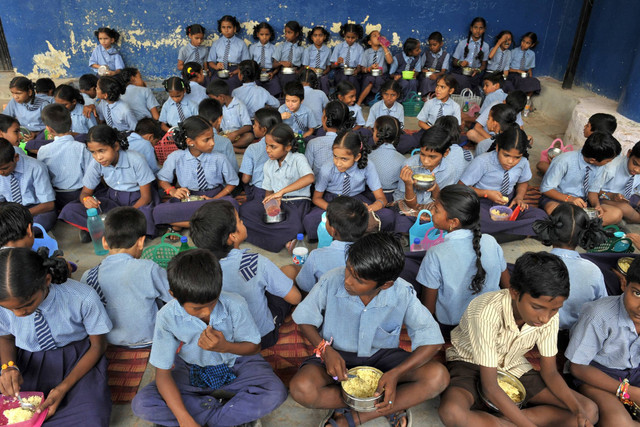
[508,73,541,94]
[244,184,266,202]
[479,197,548,236]
[257,72,282,98]
[450,69,484,95]
[152,187,240,225]
[334,69,361,94]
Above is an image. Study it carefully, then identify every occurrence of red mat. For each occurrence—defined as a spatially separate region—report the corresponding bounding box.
[106,345,151,403]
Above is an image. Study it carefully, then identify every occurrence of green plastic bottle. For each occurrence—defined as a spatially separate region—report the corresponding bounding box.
[296,133,306,154]
[178,236,191,253]
[462,101,469,113]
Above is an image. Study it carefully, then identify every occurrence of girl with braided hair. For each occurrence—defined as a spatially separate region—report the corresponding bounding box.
[305,100,355,175]
[451,17,489,94]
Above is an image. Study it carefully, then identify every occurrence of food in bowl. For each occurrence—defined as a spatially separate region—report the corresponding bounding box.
[490,208,509,218]
[490,206,512,221]
[3,395,42,424]
[498,378,524,403]
[618,257,634,275]
[181,195,205,202]
[342,368,381,398]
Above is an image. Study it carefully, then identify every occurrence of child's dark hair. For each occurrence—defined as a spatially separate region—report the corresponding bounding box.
[86,124,129,150]
[439,184,485,294]
[53,84,84,106]
[0,115,19,133]
[9,77,35,103]
[588,113,617,134]
[252,22,275,41]
[346,232,404,287]
[297,68,319,89]
[419,126,451,154]
[428,32,443,43]
[333,129,370,169]
[339,23,364,40]
[324,100,355,132]
[510,252,570,300]
[631,140,640,159]
[0,247,69,302]
[285,21,303,44]
[35,78,55,94]
[134,118,164,140]
[41,103,72,134]
[626,258,640,285]
[436,74,458,92]
[167,249,222,306]
[307,26,330,44]
[373,116,402,148]
[181,62,203,82]
[268,123,297,152]
[433,116,460,144]
[104,206,147,249]
[254,107,282,131]
[186,24,205,36]
[521,32,538,48]
[190,200,236,259]
[206,79,230,97]
[0,138,16,164]
[533,203,608,250]
[238,60,259,83]
[483,71,503,87]
[380,80,401,96]
[163,76,190,94]
[283,81,304,101]
[402,38,420,56]
[98,76,125,102]
[217,15,240,34]
[327,196,369,242]
[0,203,33,247]
[463,17,487,62]
[490,125,529,158]
[506,90,527,114]
[95,27,120,43]
[489,104,516,132]
[173,116,211,150]
[581,131,621,161]
[333,81,356,100]
[495,30,513,44]
[79,74,99,91]
[198,98,223,124]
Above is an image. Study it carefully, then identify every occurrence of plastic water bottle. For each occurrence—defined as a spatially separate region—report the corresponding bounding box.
[296,133,306,154]
[178,236,191,253]
[86,208,108,256]
[462,101,469,113]
[523,96,531,117]
[317,212,333,249]
[410,237,422,252]
[292,233,309,265]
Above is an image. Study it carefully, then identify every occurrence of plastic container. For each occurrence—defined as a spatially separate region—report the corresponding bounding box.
[178,236,191,253]
[401,70,415,80]
[86,208,108,255]
[317,212,333,249]
[410,238,423,252]
[141,232,182,268]
[292,233,308,265]
[296,133,306,154]
[489,205,512,222]
[0,391,48,427]
[462,101,469,112]
[264,199,281,217]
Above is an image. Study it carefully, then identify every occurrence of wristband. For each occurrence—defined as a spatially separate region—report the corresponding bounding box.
[314,337,333,361]
[165,186,175,195]
[565,195,572,202]
[1,361,19,375]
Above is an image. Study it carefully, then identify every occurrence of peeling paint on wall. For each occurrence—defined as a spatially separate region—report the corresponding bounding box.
[330,22,341,34]
[391,32,401,47]
[27,41,70,79]
[365,23,382,35]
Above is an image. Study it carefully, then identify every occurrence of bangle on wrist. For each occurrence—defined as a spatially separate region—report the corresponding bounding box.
[404,195,416,202]
[165,186,175,195]
[565,194,572,202]
[314,337,333,361]
[1,361,19,375]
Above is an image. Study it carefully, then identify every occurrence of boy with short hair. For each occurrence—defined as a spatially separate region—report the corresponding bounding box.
[198,98,240,172]
[125,118,162,173]
[600,140,640,223]
[0,202,35,248]
[439,251,598,427]
[131,249,287,426]
[206,79,254,153]
[278,81,318,139]
[79,73,99,107]
[81,206,171,347]
[290,232,449,427]
[35,77,56,103]
[418,31,450,95]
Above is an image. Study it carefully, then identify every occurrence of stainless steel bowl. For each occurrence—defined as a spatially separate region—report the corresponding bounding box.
[478,370,526,413]
[617,257,634,275]
[520,72,528,78]
[547,147,563,160]
[181,195,205,203]
[371,68,381,77]
[98,65,110,76]
[462,67,473,76]
[413,173,436,191]
[282,66,295,75]
[259,72,270,82]
[314,68,324,77]
[217,69,230,79]
[343,67,355,76]
[424,69,438,78]
[341,366,384,413]
[262,211,287,224]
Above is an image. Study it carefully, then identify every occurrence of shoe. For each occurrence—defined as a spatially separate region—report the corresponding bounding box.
[79,230,91,243]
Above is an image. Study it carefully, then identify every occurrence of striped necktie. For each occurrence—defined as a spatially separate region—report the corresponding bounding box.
[288,44,294,62]
[624,176,635,199]
[373,50,378,68]
[105,105,114,127]
[292,113,305,133]
[194,47,200,63]
[176,102,186,122]
[436,102,444,119]
[223,40,230,68]
[345,46,351,67]
[520,51,526,71]
[342,173,351,196]
[10,173,21,204]
[196,158,207,191]
[497,51,505,70]
[500,170,510,196]
[34,309,57,351]
[431,53,439,69]
[315,49,321,68]
[260,45,266,68]
[85,265,107,306]
[583,166,592,196]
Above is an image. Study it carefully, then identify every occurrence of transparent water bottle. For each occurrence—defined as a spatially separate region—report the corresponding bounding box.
[292,233,309,265]
[410,237,422,252]
[86,208,108,256]
[178,236,191,253]
[317,212,333,249]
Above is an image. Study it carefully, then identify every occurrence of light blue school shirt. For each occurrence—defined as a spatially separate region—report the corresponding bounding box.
[221,97,252,132]
[249,42,276,69]
[121,85,159,122]
[150,292,260,370]
[359,47,389,72]
[566,295,640,370]
[83,150,155,192]
[316,161,382,196]
[330,42,364,68]
[69,103,97,134]
[370,143,406,191]
[157,149,238,190]
[296,240,351,292]
[550,248,606,330]
[303,86,329,126]
[421,50,451,71]
[479,88,507,117]
[232,82,279,118]
[81,93,95,106]
[0,279,112,352]
[178,43,209,67]
[293,267,444,356]
[365,101,405,127]
[220,249,294,336]
[349,104,366,126]
[96,100,137,132]
[278,104,319,134]
[448,144,474,176]
[158,98,198,128]
[417,97,461,126]
[183,81,208,106]
[3,97,50,131]
[213,129,239,173]
[475,138,494,157]
[388,52,422,75]
[452,38,491,68]
[37,135,92,190]
[127,132,160,173]
[36,94,55,104]
[509,49,536,71]
[239,137,268,187]
[0,155,54,205]
[89,45,125,71]
[487,48,512,72]
[273,41,304,67]
[80,253,171,347]
[540,151,604,198]
[302,45,331,68]
[601,154,640,195]
[262,151,313,198]
[305,131,337,176]
[476,107,523,131]
[206,36,249,64]
[417,229,506,325]
[460,151,531,193]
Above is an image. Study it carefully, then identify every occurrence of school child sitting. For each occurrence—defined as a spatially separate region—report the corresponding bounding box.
[81,207,171,347]
[206,15,249,92]
[131,249,288,426]
[79,73,99,107]
[566,257,640,426]
[0,203,36,248]
[439,251,598,427]
[36,104,92,210]
[35,78,55,104]
[206,79,254,153]
[52,84,97,134]
[128,118,162,173]
[390,38,422,102]
[450,17,489,94]
[3,77,50,135]
[330,23,365,95]
[181,62,208,106]
[475,90,526,151]
[177,24,208,71]
[287,195,369,292]
[487,30,513,76]
[272,21,305,90]
[95,76,137,131]
[290,232,449,427]
[159,77,198,132]
[305,100,354,176]
[508,32,542,96]
[474,104,518,157]
[465,71,507,143]
[334,81,365,130]
[369,116,405,201]
[0,248,113,426]
[190,200,301,348]
[232,60,279,118]
[119,67,160,121]
[417,185,507,339]
[240,107,282,201]
[540,131,622,226]
[0,115,24,156]
[418,31,450,95]
[365,80,405,128]
[302,26,332,95]
[357,30,394,106]
[198,98,240,173]
[89,26,124,75]
[298,69,329,127]
[250,22,280,97]
[600,141,640,224]
[279,81,319,139]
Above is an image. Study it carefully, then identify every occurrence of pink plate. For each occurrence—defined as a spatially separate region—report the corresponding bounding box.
[0,392,48,427]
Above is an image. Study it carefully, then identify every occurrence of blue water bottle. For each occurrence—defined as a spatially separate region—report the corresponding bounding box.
[317,212,333,249]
